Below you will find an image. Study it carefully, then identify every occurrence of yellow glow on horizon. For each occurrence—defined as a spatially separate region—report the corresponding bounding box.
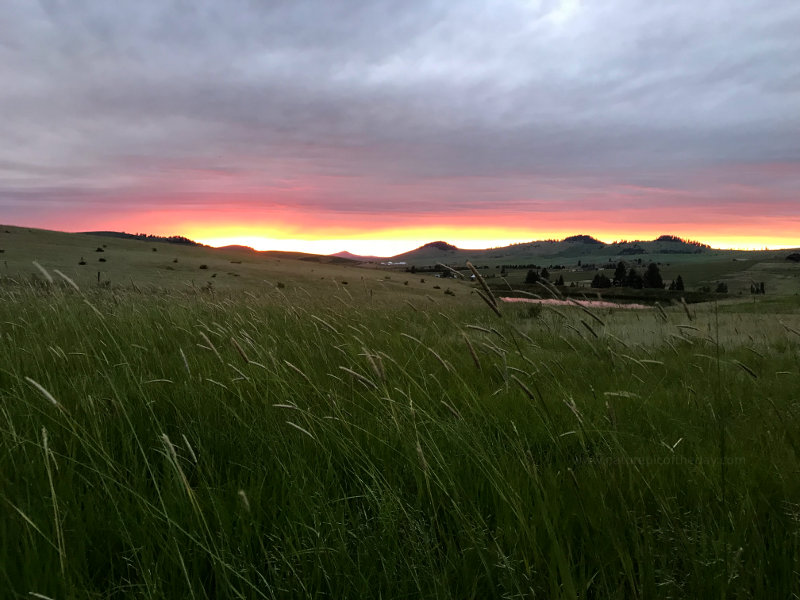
[195,234,800,256]
[189,223,553,256]
[687,239,799,251]
[186,223,799,256]
[194,235,540,256]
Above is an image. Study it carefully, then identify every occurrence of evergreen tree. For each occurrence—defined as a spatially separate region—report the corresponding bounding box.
[642,263,664,289]
[668,275,685,291]
[525,269,539,284]
[613,261,627,286]
[625,268,643,289]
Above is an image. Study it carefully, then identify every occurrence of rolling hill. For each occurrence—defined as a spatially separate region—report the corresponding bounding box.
[330,251,383,262]
[384,235,744,267]
[3,225,799,297]
[0,225,445,300]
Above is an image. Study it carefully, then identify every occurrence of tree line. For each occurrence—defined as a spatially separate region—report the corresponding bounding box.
[589,262,683,290]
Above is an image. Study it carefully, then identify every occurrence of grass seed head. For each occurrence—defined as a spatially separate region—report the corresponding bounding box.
[32,261,53,284]
[25,377,58,407]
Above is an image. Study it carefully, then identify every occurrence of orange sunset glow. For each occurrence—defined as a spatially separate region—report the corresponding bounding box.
[182,217,800,256]
[56,199,798,256]
[189,229,800,256]
[2,1,799,255]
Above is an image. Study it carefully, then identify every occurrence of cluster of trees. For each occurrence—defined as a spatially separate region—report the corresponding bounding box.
[525,268,565,286]
[590,273,613,288]
[590,262,684,291]
[668,275,685,291]
[699,282,730,294]
[525,268,549,282]
[122,233,204,246]
[654,235,711,249]
[612,262,663,289]
[607,235,710,249]
[404,264,489,276]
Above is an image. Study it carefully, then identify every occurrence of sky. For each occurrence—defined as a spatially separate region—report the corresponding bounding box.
[1,0,799,255]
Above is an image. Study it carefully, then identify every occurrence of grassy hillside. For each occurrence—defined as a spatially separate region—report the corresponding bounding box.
[0,225,468,301]
[391,235,798,276]
[2,226,800,598]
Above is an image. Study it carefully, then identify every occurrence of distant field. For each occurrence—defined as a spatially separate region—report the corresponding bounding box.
[470,253,800,298]
[2,227,800,598]
[2,224,798,299]
[0,225,468,302]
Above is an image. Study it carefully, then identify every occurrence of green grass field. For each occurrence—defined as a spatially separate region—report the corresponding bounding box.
[2,228,800,598]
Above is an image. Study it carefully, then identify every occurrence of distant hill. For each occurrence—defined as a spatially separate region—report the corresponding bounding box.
[390,240,467,263]
[386,235,717,266]
[421,241,459,251]
[331,251,383,262]
[216,244,257,253]
[258,250,357,265]
[563,235,604,244]
[211,244,358,264]
[83,231,206,247]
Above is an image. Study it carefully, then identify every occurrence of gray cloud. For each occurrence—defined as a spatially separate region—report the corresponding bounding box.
[1,0,799,223]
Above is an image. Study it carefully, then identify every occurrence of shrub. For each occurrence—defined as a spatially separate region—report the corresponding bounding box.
[591,273,612,288]
[669,275,685,291]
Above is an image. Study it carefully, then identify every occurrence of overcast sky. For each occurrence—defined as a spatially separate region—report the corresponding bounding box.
[1,0,799,250]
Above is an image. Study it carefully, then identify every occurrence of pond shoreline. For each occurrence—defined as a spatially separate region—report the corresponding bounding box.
[500,297,651,309]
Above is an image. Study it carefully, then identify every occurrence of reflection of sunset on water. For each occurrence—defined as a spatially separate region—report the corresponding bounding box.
[501,298,651,310]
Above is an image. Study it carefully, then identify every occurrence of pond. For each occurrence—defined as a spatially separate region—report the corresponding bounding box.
[500,297,651,310]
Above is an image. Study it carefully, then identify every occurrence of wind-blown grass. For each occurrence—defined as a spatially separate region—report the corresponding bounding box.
[1,283,799,598]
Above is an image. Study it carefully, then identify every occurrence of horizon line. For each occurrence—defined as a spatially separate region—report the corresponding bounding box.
[4,223,798,256]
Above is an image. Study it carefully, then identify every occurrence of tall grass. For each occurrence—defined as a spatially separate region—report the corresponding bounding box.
[0,282,799,598]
